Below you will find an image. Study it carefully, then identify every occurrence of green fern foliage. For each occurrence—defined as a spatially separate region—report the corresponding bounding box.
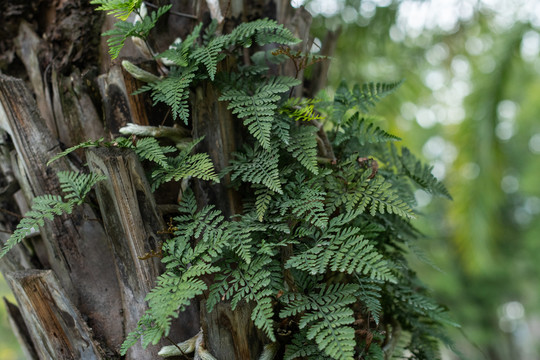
[228,145,282,194]
[47,138,104,165]
[100,5,171,59]
[0,195,73,258]
[139,66,196,124]
[280,283,359,360]
[286,124,319,174]
[347,173,415,219]
[334,114,400,147]
[90,0,142,20]
[208,256,278,341]
[228,18,300,47]
[220,76,301,149]
[0,171,105,259]
[58,171,107,205]
[400,147,452,200]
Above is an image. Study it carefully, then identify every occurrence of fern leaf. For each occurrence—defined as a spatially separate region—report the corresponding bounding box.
[208,256,278,341]
[228,145,283,194]
[58,171,107,205]
[132,137,177,167]
[90,0,142,20]
[286,124,319,175]
[47,138,104,165]
[189,36,227,80]
[0,195,74,258]
[355,276,383,324]
[352,81,403,113]
[400,148,452,199]
[228,18,300,47]
[348,174,415,219]
[148,65,196,124]
[286,227,395,282]
[254,186,274,222]
[280,283,358,360]
[220,76,301,149]
[101,5,171,59]
[334,114,400,147]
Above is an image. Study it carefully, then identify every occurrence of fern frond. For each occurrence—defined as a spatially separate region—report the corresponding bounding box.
[58,171,107,205]
[228,145,283,194]
[101,5,171,59]
[279,174,328,228]
[132,137,177,167]
[47,138,104,165]
[400,148,452,200]
[286,124,319,174]
[280,283,358,360]
[148,65,196,124]
[189,36,227,80]
[228,18,300,47]
[254,186,275,222]
[334,114,400,147]
[208,256,278,341]
[220,76,301,149]
[281,97,325,122]
[355,276,383,324]
[150,138,218,191]
[0,195,74,258]
[352,81,403,113]
[287,227,395,282]
[284,330,326,360]
[347,174,415,219]
[90,0,142,20]
[157,23,203,67]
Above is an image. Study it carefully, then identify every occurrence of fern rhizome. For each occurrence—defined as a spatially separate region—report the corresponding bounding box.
[0,2,458,359]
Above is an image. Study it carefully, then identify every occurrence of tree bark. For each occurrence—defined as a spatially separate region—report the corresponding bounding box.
[0,1,329,358]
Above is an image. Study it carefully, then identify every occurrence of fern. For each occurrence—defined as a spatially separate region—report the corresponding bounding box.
[90,0,142,20]
[280,283,358,360]
[208,255,279,341]
[285,124,319,174]
[0,171,105,259]
[0,195,73,258]
[220,76,301,149]
[347,173,415,219]
[100,5,171,59]
[400,147,452,200]
[334,114,400,147]
[156,23,203,67]
[190,36,227,80]
[286,226,395,282]
[131,137,177,168]
[355,276,383,325]
[58,171,107,205]
[142,65,196,124]
[150,137,218,191]
[227,18,300,47]
[228,145,283,194]
[284,330,326,360]
[47,138,104,165]
[352,81,403,113]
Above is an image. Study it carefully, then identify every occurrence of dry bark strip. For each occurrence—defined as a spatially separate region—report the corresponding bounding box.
[5,270,104,359]
[0,75,124,352]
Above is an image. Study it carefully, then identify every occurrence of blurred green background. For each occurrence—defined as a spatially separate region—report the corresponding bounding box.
[1,0,539,359]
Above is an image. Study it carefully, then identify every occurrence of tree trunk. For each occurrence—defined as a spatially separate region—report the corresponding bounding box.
[0,1,336,358]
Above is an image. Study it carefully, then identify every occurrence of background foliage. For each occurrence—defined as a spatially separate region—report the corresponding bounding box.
[297,0,540,358]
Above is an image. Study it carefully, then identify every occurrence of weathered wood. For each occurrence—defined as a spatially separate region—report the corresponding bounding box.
[51,68,105,148]
[5,270,105,360]
[86,146,200,357]
[14,21,56,137]
[0,74,124,352]
[200,300,267,360]
[97,65,135,137]
[3,298,39,360]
